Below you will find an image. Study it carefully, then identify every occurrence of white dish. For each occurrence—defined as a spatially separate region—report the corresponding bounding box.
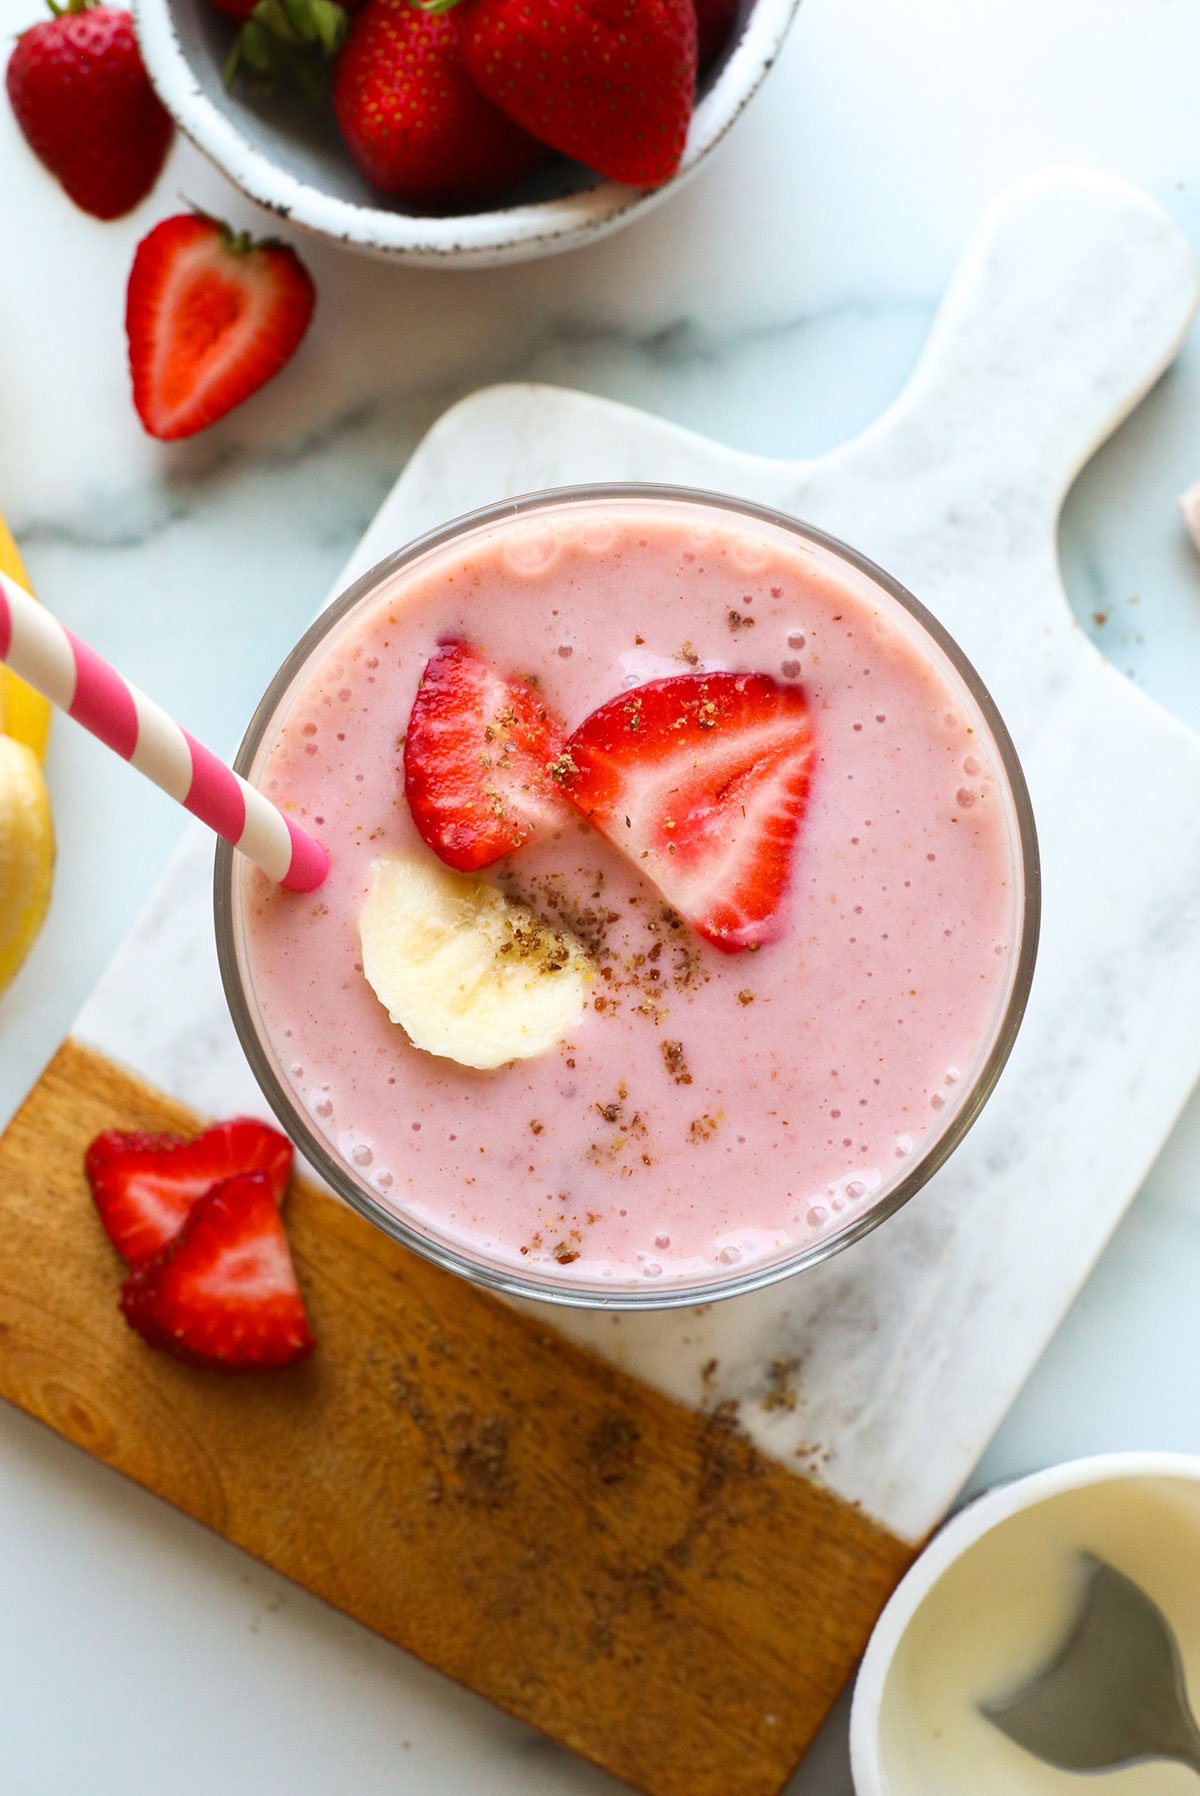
[131,0,802,266]
[850,1453,1200,1796]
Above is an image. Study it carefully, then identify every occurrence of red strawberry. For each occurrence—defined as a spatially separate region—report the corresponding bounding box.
[126,214,315,441]
[403,638,572,871]
[6,0,173,221]
[332,0,544,204]
[694,0,738,68]
[119,1172,314,1371]
[462,0,697,189]
[561,671,815,952]
[86,1118,293,1266]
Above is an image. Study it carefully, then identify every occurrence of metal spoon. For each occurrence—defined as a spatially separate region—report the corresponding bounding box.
[980,1554,1200,1776]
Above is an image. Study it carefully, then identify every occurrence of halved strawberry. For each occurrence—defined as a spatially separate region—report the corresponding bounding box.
[125,213,315,441]
[561,671,815,952]
[85,1119,292,1266]
[119,1171,313,1372]
[403,638,572,872]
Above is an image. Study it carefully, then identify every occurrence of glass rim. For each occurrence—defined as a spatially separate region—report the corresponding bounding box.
[215,482,1042,1312]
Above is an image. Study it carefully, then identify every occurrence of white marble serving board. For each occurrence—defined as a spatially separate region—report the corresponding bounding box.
[74,167,1200,1545]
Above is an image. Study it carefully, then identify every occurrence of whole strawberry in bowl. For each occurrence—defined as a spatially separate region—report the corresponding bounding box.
[129,0,802,264]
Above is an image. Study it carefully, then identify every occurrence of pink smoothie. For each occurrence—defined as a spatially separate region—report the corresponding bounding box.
[236,494,1026,1293]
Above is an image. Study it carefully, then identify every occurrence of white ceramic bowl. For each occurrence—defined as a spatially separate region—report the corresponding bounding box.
[132,0,802,266]
[850,1452,1200,1796]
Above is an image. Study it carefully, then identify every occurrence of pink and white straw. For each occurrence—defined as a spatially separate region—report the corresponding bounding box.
[0,570,328,893]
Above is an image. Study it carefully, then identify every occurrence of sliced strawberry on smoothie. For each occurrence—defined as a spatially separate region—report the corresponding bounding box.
[119,1171,313,1371]
[85,1118,293,1265]
[403,638,573,872]
[561,671,815,953]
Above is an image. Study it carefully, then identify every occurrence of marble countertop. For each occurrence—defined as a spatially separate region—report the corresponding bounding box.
[3,0,1200,1789]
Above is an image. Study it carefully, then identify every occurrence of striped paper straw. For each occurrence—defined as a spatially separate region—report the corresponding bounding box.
[0,570,328,893]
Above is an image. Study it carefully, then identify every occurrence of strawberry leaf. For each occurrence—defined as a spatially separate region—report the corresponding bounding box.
[225,0,350,96]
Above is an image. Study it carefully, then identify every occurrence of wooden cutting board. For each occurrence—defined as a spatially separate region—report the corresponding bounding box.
[2,168,1199,1795]
[0,1040,909,1796]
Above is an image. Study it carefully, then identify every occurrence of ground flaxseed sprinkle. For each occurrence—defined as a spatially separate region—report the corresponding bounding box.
[761,1357,803,1413]
[688,1113,723,1144]
[502,872,707,1020]
[546,750,578,784]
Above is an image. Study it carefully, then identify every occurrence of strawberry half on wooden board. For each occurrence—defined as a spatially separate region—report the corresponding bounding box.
[125,213,315,440]
[462,0,698,187]
[403,639,573,870]
[561,671,816,952]
[5,0,173,220]
[119,1171,314,1372]
[333,0,544,203]
[85,1119,293,1265]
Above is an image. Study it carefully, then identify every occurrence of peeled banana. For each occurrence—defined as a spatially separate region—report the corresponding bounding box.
[360,855,592,1071]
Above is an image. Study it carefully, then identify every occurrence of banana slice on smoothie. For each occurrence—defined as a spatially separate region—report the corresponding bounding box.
[360,855,592,1071]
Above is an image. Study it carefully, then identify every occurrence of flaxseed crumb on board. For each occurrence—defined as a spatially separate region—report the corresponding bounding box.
[448,1411,514,1509]
[586,1411,641,1486]
[761,1357,802,1414]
